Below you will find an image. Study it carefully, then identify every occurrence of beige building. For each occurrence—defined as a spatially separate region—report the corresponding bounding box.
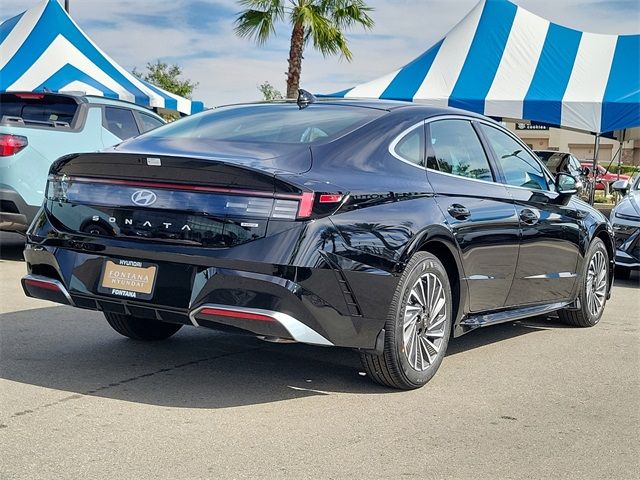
[506,122,640,167]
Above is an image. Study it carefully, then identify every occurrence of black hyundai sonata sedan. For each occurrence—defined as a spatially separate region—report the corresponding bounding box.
[22,94,614,389]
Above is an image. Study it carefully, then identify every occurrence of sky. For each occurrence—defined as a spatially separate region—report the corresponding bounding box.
[2,0,639,106]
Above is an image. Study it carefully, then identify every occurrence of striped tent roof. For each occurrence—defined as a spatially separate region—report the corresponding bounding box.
[0,0,204,115]
[329,0,639,134]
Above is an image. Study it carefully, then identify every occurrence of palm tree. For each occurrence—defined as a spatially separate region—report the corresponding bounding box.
[235,0,374,99]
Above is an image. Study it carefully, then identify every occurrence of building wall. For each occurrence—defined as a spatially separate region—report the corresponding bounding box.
[506,122,639,167]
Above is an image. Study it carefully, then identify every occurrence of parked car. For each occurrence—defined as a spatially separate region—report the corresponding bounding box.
[534,150,588,198]
[21,95,614,390]
[0,92,165,232]
[579,161,630,191]
[611,176,640,279]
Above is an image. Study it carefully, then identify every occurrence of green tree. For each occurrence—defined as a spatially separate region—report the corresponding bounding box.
[235,0,374,99]
[132,60,198,99]
[258,81,284,100]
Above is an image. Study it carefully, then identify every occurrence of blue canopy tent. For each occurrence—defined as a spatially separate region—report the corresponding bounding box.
[328,0,639,136]
[0,0,204,115]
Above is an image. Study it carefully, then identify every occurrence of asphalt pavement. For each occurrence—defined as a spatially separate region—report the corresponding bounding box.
[1,232,639,479]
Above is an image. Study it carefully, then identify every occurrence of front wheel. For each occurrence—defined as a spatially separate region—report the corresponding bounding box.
[360,252,452,390]
[558,238,609,327]
[104,312,182,340]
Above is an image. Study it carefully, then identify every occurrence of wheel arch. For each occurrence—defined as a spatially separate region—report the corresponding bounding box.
[401,226,468,337]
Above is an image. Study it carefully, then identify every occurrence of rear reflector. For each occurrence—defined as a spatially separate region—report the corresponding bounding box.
[199,307,275,322]
[24,278,61,291]
[0,134,28,156]
[319,194,344,203]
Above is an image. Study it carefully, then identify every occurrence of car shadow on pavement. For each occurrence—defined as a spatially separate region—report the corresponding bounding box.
[0,305,566,410]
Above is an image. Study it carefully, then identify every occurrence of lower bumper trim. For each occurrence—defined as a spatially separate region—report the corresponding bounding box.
[189,304,334,346]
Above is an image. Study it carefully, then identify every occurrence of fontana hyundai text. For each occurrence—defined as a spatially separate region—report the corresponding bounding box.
[22,94,614,389]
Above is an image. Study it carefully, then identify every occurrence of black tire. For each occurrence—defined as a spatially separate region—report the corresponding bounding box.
[558,238,609,327]
[360,252,453,390]
[614,266,631,281]
[104,312,182,340]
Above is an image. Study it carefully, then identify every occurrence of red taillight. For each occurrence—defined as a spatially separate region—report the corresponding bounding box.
[199,307,275,322]
[0,134,28,156]
[297,192,315,219]
[319,194,344,204]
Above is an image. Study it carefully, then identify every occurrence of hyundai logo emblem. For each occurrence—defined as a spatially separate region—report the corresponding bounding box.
[131,190,157,207]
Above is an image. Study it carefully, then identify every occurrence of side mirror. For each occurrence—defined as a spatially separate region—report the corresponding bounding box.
[611,179,630,195]
[556,173,578,196]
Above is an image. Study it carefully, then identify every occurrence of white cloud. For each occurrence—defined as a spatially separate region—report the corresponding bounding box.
[2,0,639,106]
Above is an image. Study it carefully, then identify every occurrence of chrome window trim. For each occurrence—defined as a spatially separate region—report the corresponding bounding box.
[388,113,558,195]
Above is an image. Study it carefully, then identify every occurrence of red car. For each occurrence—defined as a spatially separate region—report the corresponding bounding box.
[580,162,630,190]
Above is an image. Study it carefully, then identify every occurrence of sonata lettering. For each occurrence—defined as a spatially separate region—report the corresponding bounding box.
[91,218,198,232]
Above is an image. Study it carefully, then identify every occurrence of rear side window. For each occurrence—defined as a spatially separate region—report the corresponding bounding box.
[137,112,164,133]
[0,93,78,125]
[480,124,548,191]
[427,120,493,181]
[392,125,424,166]
[104,107,140,140]
[142,104,385,144]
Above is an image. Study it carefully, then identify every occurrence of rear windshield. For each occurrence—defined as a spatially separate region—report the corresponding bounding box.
[0,93,79,126]
[142,103,385,144]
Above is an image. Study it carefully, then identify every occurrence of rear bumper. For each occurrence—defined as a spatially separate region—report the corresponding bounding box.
[0,186,39,232]
[22,212,395,349]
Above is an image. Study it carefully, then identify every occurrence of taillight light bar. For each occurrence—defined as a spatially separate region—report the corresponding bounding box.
[46,175,320,220]
[0,134,28,156]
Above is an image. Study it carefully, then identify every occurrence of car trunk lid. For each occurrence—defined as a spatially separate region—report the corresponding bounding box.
[47,152,313,248]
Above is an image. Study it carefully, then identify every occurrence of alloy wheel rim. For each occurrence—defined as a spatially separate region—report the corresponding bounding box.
[402,272,447,371]
[585,250,607,317]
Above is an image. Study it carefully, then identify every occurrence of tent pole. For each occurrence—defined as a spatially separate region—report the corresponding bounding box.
[64,0,70,13]
[617,129,626,181]
[589,134,600,205]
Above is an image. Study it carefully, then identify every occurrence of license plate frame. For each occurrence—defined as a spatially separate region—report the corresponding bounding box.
[98,259,158,300]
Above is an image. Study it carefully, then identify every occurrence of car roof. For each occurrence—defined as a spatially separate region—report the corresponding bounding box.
[83,95,162,115]
[215,97,493,121]
[1,91,163,119]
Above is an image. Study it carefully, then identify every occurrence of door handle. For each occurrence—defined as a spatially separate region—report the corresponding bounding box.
[519,208,539,225]
[447,204,471,220]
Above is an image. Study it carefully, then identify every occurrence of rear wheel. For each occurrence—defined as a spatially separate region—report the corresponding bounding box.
[558,238,609,327]
[360,252,452,390]
[104,312,182,340]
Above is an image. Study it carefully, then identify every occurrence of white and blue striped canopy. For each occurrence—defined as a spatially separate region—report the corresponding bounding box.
[0,0,204,115]
[328,0,639,134]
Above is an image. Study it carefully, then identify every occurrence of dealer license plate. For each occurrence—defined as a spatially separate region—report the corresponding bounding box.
[98,259,158,300]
